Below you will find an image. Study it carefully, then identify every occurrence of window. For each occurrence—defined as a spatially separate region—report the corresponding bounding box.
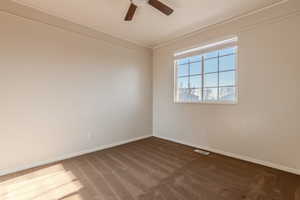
[174,41,238,104]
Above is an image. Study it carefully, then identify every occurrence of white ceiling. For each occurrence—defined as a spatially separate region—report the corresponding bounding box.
[12,0,283,47]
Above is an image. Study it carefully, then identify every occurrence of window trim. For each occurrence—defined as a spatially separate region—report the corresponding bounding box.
[174,37,238,59]
[173,46,239,105]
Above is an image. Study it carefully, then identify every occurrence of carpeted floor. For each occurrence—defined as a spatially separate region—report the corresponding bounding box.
[1,137,300,200]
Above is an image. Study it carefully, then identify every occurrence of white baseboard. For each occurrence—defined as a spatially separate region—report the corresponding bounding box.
[0,135,152,177]
[156,135,300,176]
[2,134,299,177]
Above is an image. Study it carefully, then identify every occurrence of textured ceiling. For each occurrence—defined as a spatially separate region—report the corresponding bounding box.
[12,0,284,47]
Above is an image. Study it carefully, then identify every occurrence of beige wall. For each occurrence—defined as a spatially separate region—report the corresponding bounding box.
[153,1,300,173]
[0,12,152,174]
[1,0,299,177]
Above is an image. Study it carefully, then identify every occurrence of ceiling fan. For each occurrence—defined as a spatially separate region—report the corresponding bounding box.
[124,0,174,21]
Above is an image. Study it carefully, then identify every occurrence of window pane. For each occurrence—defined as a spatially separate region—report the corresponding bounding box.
[177,64,189,76]
[178,88,202,102]
[190,88,202,102]
[203,88,218,101]
[177,77,189,88]
[204,73,218,87]
[204,58,218,73]
[219,47,237,56]
[219,54,236,71]
[178,88,190,102]
[189,55,201,63]
[219,71,235,86]
[204,50,218,59]
[190,62,201,75]
[219,87,236,101]
[190,76,202,88]
[178,58,189,65]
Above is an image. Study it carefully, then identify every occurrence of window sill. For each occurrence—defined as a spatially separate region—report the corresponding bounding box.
[174,100,238,105]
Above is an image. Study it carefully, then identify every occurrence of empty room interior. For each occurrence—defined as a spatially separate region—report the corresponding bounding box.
[1,0,300,199]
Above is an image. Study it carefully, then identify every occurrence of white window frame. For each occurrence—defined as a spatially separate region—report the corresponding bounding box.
[173,37,238,104]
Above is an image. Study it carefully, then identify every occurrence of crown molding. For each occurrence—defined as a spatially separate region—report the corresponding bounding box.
[1,0,299,51]
[152,0,300,49]
[0,0,151,52]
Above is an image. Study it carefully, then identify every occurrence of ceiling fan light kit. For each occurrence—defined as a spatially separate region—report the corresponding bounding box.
[124,0,174,21]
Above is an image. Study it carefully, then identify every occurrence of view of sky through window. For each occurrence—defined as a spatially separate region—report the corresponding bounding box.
[175,46,237,103]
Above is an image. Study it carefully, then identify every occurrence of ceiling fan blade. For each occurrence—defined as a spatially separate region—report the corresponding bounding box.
[124,3,137,21]
[148,0,173,16]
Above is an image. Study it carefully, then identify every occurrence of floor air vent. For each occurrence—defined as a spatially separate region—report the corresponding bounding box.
[194,149,210,155]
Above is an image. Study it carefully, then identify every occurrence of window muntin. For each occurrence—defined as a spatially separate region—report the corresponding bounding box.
[175,46,237,103]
